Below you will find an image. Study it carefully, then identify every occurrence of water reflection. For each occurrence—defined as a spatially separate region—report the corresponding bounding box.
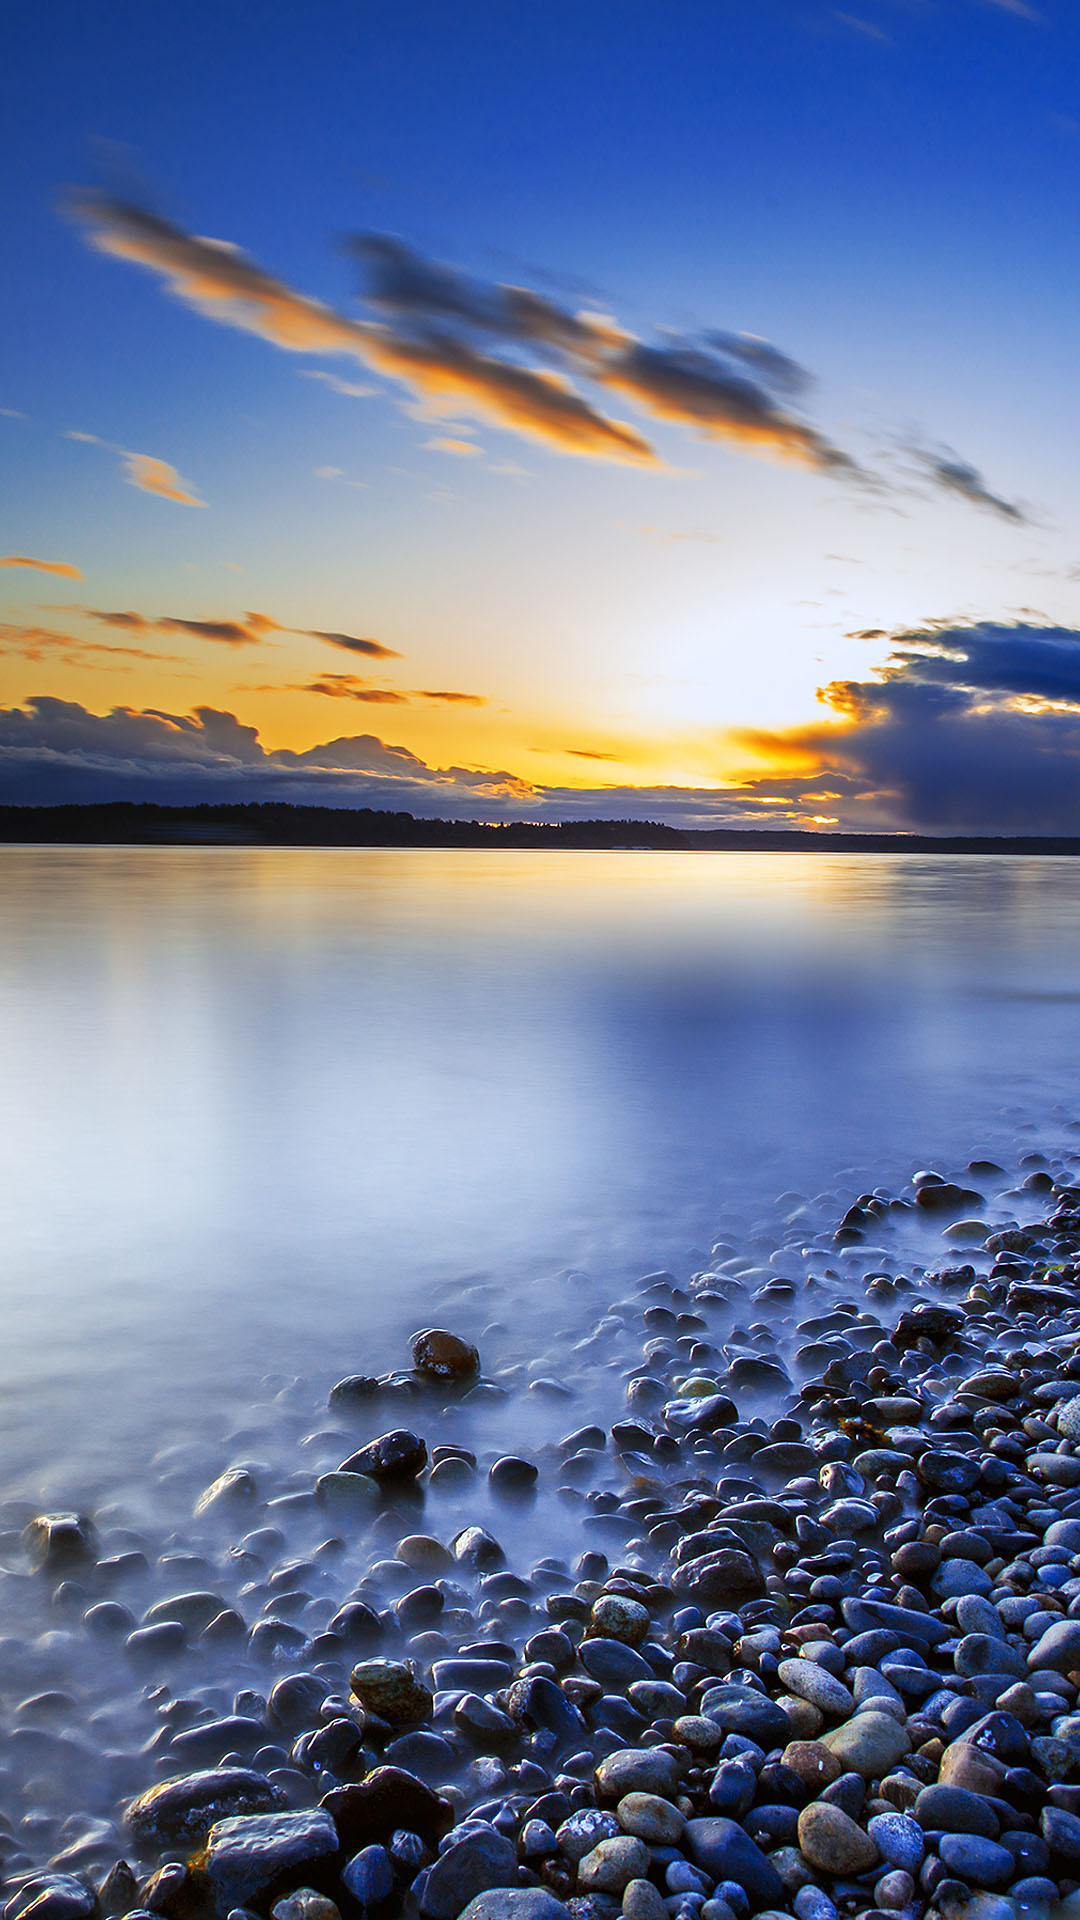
[1,846,1079,1495]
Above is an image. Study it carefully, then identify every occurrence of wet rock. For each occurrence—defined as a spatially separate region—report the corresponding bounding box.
[459,1894,568,1920]
[321,1768,451,1850]
[202,1809,338,1914]
[350,1660,433,1724]
[411,1330,481,1383]
[23,1515,98,1574]
[126,1768,284,1848]
[589,1595,649,1647]
[670,1549,764,1608]
[684,1819,784,1912]
[419,1829,517,1920]
[271,1894,342,1920]
[340,1431,428,1481]
[194,1466,258,1516]
[489,1457,538,1493]
[4,1878,96,1920]
[596,1750,680,1799]
[340,1846,393,1907]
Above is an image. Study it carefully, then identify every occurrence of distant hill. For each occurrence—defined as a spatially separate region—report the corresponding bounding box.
[1,800,1079,853]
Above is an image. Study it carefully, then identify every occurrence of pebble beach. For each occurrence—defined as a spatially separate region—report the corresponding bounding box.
[7,1146,1080,1920]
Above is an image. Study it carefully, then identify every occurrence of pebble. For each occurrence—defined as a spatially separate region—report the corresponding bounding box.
[796,1803,879,1875]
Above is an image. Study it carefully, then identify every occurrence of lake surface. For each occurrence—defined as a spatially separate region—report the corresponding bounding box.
[2,844,1080,1506]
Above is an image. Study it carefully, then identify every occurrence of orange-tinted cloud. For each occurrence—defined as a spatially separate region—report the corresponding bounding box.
[294,675,407,703]
[416,689,487,705]
[1,556,83,579]
[0,620,181,666]
[79,605,399,658]
[121,451,206,507]
[65,429,207,507]
[68,194,653,466]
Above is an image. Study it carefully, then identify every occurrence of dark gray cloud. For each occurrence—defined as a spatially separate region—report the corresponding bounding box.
[350,232,856,473]
[912,449,1028,523]
[68,193,863,474]
[741,621,1080,831]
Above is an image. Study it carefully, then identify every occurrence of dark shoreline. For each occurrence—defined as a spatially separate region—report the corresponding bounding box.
[2,802,1080,854]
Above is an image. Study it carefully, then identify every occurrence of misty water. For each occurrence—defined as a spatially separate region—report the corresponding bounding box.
[2,843,1080,1847]
[2,845,1080,1501]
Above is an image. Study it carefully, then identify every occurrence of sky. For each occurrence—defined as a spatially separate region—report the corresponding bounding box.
[2,0,1080,830]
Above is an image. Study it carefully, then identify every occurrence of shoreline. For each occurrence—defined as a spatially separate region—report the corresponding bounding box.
[3,806,1080,855]
[6,1153,1080,1920]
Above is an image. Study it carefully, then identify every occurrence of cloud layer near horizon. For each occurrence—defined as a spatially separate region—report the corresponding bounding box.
[739,621,1080,831]
[3,622,1080,830]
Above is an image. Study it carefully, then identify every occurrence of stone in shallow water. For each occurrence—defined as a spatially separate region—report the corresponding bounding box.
[194,1465,258,1515]
[411,1329,480,1382]
[340,1430,428,1480]
[23,1514,98,1575]
[202,1809,338,1913]
[126,1768,284,1848]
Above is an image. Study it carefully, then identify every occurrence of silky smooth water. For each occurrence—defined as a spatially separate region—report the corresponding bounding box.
[2,845,1080,1505]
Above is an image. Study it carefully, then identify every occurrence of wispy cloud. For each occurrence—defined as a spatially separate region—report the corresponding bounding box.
[65,429,206,506]
[981,0,1041,19]
[68,195,653,466]
[424,436,482,456]
[301,369,376,398]
[77,604,400,659]
[911,446,1028,522]
[833,12,892,45]
[121,451,206,507]
[0,620,181,667]
[250,671,486,706]
[65,190,1032,518]
[1,555,83,579]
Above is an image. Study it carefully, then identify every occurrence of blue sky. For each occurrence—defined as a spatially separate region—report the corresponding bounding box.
[2,0,1080,828]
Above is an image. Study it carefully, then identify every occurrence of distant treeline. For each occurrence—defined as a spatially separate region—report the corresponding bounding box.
[2,801,1080,854]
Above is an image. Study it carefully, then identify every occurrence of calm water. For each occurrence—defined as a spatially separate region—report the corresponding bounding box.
[2,845,1080,1504]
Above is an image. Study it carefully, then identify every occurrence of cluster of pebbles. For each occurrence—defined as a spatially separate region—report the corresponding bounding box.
[9,1151,1080,1920]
